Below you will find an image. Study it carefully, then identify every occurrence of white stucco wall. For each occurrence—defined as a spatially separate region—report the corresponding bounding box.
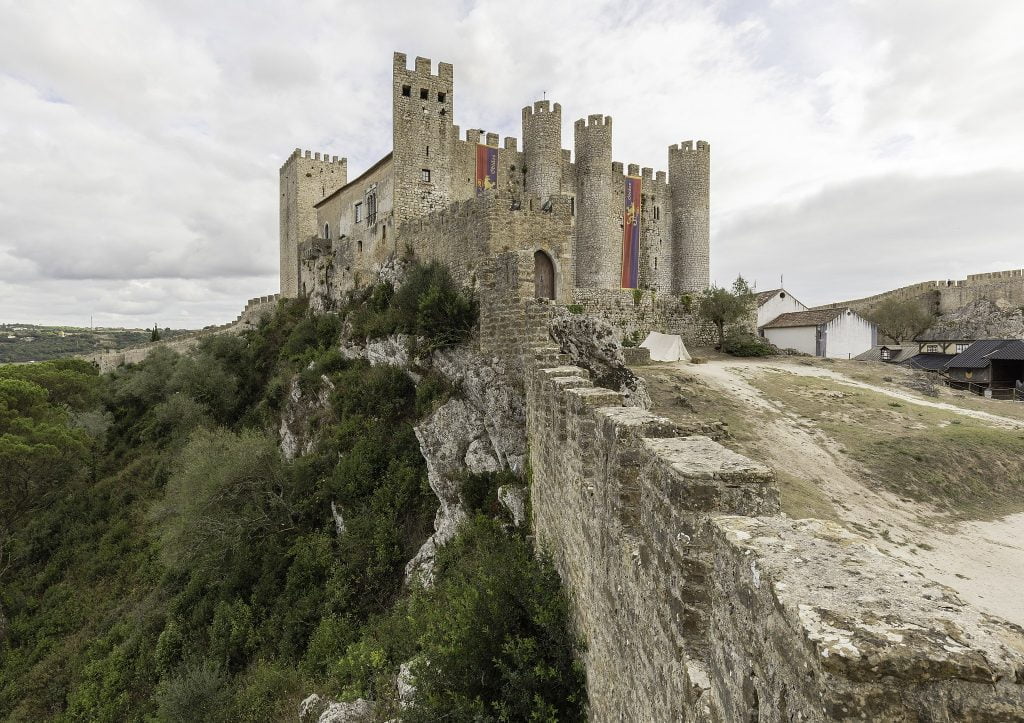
[822,310,877,359]
[757,290,807,329]
[764,326,817,355]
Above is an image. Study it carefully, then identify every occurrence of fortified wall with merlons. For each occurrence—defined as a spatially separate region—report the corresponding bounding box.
[280,51,713,346]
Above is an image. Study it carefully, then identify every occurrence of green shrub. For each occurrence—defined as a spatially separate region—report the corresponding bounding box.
[566,304,584,315]
[155,662,231,723]
[722,329,776,357]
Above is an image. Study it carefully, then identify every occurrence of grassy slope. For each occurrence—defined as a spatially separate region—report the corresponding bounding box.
[749,370,1024,519]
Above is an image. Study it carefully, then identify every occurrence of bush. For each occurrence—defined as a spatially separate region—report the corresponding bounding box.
[155,662,231,723]
[722,329,776,357]
[345,262,477,349]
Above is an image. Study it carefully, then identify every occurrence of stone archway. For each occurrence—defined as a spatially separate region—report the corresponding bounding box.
[534,250,555,300]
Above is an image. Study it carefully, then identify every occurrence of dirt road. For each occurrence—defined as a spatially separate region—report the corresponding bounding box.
[647,357,1024,626]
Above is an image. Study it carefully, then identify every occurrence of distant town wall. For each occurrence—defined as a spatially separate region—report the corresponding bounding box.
[816,269,1024,316]
[81,294,280,373]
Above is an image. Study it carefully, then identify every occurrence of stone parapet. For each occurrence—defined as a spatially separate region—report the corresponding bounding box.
[526,351,1024,721]
[710,516,1024,720]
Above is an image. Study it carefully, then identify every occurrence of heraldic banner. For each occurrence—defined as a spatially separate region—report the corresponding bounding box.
[620,176,641,288]
[475,144,498,195]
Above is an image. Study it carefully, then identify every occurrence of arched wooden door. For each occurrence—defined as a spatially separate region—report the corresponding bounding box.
[534,251,555,300]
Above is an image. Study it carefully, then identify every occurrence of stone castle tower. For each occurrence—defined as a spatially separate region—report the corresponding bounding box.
[279,151,347,298]
[279,51,711,302]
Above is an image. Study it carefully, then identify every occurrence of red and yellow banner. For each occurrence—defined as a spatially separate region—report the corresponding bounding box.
[620,176,641,288]
[475,144,498,195]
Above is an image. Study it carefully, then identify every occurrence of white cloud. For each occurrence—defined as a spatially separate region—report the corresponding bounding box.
[0,0,1021,326]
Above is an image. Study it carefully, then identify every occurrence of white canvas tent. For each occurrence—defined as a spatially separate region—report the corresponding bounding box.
[640,332,690,362]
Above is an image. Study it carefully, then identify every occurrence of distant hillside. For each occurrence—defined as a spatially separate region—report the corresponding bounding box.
[0,323,193,363]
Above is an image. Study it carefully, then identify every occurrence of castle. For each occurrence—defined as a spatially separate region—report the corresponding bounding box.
[279,52,710,305]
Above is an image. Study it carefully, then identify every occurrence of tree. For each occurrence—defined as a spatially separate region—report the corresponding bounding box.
[150,324,161,342]
[697,276,756,349]
[866,297,936,343]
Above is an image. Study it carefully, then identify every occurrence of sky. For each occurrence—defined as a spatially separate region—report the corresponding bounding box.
[1,0,1022,328]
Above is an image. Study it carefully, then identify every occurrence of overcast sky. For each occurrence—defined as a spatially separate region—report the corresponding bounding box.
[1,0,1022,328]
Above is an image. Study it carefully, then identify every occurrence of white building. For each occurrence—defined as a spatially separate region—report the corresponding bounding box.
[755,288,807,330]
[762,307,877,359]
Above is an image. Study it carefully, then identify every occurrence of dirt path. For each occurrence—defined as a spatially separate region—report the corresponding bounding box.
[697,358,1024,430]
[654,358,1024,626]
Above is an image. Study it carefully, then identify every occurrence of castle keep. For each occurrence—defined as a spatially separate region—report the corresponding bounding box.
[280,52,711,305]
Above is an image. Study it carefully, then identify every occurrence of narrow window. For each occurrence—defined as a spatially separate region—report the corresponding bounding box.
[402,85,411,97]
[570,197,575,216]
[425,145,429,157]
[437,92,446,103]
[654,206,660,220]
[323,223,330,239]
[421,169,431,182]
[419,88,429,100]
[354,202,362,223]
[654,258,658,270]
[366,191,377,225]
[357,239,363,252]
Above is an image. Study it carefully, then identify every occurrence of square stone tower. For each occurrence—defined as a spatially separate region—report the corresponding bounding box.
[391,53,455,228]
[279,149,347,298]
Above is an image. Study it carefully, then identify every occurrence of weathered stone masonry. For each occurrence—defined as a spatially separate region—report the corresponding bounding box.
[527,354,1024,721]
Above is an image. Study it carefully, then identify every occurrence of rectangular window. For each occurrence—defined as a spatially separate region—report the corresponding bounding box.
[570,197,575,216]
[654,206,660,220]
[354,202,362,223]
[402,85,411,97]
[421,169,431,182]
[956,343,969,353]
[926,344,939,353]
[438,92,446,103]
[419,88,429,100]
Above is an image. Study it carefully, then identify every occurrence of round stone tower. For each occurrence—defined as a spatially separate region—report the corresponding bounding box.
[522,100,562,202]
[574,114,616,289]
[668,140,710,294]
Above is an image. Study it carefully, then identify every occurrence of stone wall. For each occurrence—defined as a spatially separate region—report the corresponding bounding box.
[571,287,717,347]
[527,353,1024,721]
[816,268,1024,317]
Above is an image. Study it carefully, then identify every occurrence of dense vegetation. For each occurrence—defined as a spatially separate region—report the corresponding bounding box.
[0,323,191,363]
[0,264,584,721]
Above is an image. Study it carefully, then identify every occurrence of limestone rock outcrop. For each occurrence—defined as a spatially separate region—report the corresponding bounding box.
[279,373,334,460]
[549,308,652,408]
[405,347,525,586]
[298,694,375,723]
[924,298,1024,341]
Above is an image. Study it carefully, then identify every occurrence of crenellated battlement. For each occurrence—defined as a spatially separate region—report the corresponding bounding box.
[522,100,562,118]
[669,140,710,154]
[575,114,612,130]
[611,161,623,174]
[527,349,1024,721]
[393,52,453,82]
[281,148,347,170]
